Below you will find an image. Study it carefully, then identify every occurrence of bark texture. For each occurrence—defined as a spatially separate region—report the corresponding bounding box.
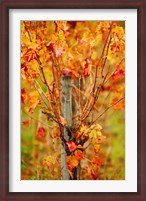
[61,76,72,180]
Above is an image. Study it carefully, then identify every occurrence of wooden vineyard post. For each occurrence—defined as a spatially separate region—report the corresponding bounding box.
[61,76,72,180]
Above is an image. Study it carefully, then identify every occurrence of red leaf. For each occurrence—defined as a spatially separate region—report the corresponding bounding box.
[83,67,89,77]
[21,88,26,94]
[112,68,124,81]
[21,63,28,72]
[21,88,27,104]
[66,141,77,152]
[36,127,46,138]
[22,120,30,127]
[83,58,90,77]
[85,58,90,68]
[21,96,25,104]
[82,133,88,139]
[46,42,55,51]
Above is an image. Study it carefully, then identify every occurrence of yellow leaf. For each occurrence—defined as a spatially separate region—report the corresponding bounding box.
[96,131,102,137]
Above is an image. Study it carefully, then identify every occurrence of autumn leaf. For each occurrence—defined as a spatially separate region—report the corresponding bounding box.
[70,156,79,167]
[80,124,88,134]
[54,46,66,58]
[21,20,125,180]
[66,141,77,152]
[66,155,79,171]
[83,67,89,77]
[83,58,90,77]
[46,42,55,51]
[74,150,83,161]
[43,155,56,168]
[112,68,125,81]
[95,124,103,131]
[47,41,66,58]
[29,39,44,51]
[89,130,103,139]
[22,49,38,62]
[27,100,41,113]
[82,133,88,139]
[59,115,67,126]
[21,88,28,104]
[92,156,103,166]
[36,127,46,138]
[93,144,101,153]
[61,68,79,78]
[75,131,82,140]
[89,130,96,138]
[92,137,103,145]
[66,156,74,171]
[76,144,83,149]
[22,120,30,127]
[111,97,125,110]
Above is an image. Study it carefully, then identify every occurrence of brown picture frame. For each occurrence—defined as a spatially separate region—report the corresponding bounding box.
[0,0,145,200]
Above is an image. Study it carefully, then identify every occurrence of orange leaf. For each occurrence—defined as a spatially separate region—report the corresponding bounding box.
[74,150,83,161]
[76,144,83,149]
[111,97,125,110]
[71,156,79,167]
[92,156,103,166]
[60,115,67,126]
[66,155,79,171]
[22,49,38,62]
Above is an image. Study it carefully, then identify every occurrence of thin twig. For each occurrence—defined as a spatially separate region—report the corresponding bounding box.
[23,21,32,42]
[23,111,53,129]
[91,97,125,124]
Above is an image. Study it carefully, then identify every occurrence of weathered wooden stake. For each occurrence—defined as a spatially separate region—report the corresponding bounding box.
[61,76,72,180]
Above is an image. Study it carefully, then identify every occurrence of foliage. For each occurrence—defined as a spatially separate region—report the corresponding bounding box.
[21,21,125,180]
